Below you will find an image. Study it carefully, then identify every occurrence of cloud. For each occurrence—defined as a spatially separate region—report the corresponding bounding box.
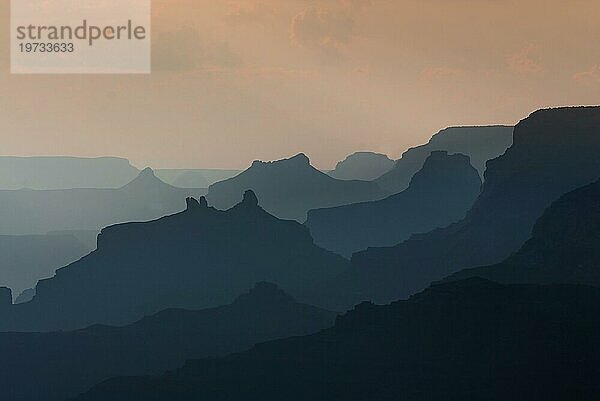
[152,26,242,72]
[573,65,600,84]
[506,44,544,74]
[290,6,355,55]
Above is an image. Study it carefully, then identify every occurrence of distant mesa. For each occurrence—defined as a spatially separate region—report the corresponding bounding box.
[0,192,347,332]
[376,125,513,193]
[0,156,241,191]
[207,153,390,221]
[325,107,600,308]
[0,168,206,236]
[73,278,600,401]
[329,151,395,181]
[0,283,336,401]
[307,151,482,257]
[0,156,139,190]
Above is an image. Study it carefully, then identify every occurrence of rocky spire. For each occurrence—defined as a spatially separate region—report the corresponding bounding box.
[186,196,209,211]
[241,190,259,207]
[0,287,12,308]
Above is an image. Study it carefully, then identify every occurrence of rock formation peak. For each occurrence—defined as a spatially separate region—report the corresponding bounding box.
[242,190,259,207]
[186,197,208,211]
[289,153,310,165]
[123,167,166,190]
[0,287,12,308]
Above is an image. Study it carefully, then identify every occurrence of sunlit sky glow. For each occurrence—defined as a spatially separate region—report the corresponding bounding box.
[1,0,599,169]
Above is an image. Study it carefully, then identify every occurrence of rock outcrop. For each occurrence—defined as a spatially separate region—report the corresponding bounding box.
[329,152,394,181]
[0,168,206,235]
[73,279,600,401]
[332,107,600,308]
[306,151,481,257]
[0,283,335,401]
[445,178,600,285]
[0,191,347,332]
[376,125,513,193]
[207,153,389,221]
[0,287,12,308]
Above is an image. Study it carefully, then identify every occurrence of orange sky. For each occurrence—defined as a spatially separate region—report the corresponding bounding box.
[1,0,599,169]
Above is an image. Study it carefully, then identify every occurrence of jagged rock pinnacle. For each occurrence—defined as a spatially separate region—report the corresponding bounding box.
[140,167,155,176]
[186,197,200,210]
[242,190,259,207]
[0,287,12,308]
[291,153,310,164]
[186,196,209,211]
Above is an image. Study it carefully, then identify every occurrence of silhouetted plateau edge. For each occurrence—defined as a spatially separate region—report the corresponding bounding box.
[328,151,395,181]
[0,282,335,401]
[207,153,389,221]
[73,278,600,401]
[375,125,513,193]
[0,156,139,190]
[0,190,347,332]
[324,106,600,308]
[0,168,206,235]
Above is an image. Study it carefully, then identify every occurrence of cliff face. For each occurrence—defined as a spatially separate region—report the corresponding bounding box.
[338,107,600,307]
[0,191,347,332]
[376,125,513,193]
[207,153,389,222]
[306,151,481,257]
[446,178,600,285]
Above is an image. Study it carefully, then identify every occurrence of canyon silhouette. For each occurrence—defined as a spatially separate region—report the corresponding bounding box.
[0,282,335,401]
[0,107,598,401]
[328,151,395,181]
[375,126,514,193]
[73,278,600,401]
[3,1,600,399]
[445,177,600,286]
[306,151,482,257]
[0,168,206,235]
[0,191,346,332]
[325,107,600,308]
[206,153,390,222]
[0,233,91,296]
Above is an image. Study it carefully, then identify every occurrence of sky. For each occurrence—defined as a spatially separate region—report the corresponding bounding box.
[1,0,599,169]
